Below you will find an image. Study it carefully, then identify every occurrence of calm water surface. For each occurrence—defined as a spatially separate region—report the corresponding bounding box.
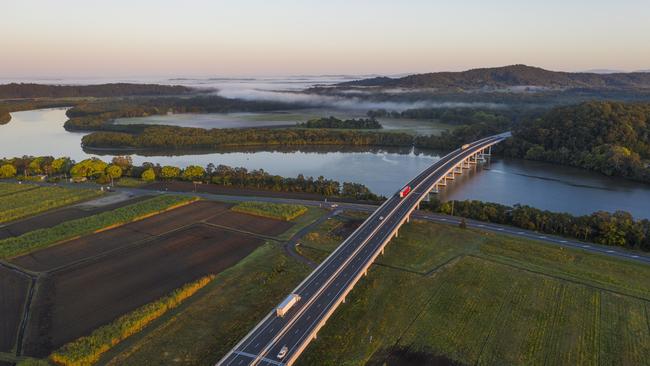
[2,108,649,219]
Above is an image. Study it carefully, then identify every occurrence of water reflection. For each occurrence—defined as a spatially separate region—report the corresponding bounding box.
[2,108,650,219]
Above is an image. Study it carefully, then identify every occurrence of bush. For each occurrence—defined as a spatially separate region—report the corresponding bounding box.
[141,168,156,182]
[231,201,308,221]
[0,164,17,178]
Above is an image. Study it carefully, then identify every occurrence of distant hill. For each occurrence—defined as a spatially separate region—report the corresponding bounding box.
[337,65,650,90]
[0,83,195,99]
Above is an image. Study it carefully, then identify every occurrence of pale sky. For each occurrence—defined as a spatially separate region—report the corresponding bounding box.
[2,0,649,77]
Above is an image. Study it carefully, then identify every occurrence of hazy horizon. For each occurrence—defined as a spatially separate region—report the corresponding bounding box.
[2,0,650,78]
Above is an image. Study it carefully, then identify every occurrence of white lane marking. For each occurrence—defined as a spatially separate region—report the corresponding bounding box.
[539,236,546,239]
[477,224,485,227]
[560,240,567,243]
[253,139,505,361]
[582,245,591,248]
[497,228,504,231]
[607,250,615,253]
[517,231,525,234]
[632,255,639,258]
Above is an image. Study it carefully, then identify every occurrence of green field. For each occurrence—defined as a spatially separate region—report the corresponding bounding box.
[0,183,102,224]
[79,212,650,366]
[296,218,650,366]
[231,201,308,221]
[0,182,39,197]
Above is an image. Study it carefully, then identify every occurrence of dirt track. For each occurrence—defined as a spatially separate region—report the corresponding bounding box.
[0,267,30,353]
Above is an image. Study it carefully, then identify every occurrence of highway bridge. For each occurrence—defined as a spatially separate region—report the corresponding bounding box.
[217,133,510,366]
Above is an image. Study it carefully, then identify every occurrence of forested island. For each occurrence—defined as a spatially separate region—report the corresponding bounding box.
[298,116,382,129]
[63,96,300,131]
[81,127,412,150]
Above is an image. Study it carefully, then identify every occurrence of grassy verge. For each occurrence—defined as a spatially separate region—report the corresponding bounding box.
[0,182,38,197]
[277,207,327,241]
[100,244,310,365]
[114,177,148,188]
[49,275,215,366]
[294,219,650,365]
[0,195,196,259]
[0,185,102,224]
[232,201,308,221]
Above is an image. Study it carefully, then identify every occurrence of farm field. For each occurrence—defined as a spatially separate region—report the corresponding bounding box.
[0,195,151,240]
[0,183,101,224]
[0,182,38,197]
[0,267,30,353]
[23,224,264,357]
[230,201,307,221]
[100,244,311,366]
[294,218,650,366]
[206,210,294,236]
[0,198,312,364]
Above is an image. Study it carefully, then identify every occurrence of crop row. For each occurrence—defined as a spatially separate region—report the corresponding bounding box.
[0,195,196,258]
[0,186,102,224]
[0,182,38,197]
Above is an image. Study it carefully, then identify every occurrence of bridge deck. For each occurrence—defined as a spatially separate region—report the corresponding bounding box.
[218,133,509,366]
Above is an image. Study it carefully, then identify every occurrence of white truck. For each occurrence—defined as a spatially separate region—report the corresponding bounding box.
[276,294,301,317]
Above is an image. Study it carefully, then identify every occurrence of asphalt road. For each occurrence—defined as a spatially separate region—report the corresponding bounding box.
[218,135,507,366]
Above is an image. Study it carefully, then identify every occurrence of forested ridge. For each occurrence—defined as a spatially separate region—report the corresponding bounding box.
[0,83,194,99]
[338,65,650,90]
[505,101,650,181]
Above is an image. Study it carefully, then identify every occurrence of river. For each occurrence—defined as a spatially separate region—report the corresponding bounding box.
[1,108,649,219]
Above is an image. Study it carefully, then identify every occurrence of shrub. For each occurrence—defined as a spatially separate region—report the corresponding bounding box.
[141,168,156,182]
[0,164,17,178]
[232,201,308,221]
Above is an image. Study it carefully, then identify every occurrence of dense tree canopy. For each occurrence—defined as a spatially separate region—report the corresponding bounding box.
[504,101,650,181]
[0,164,17,178]
[81,127,413,150]
[423,199,650,251]
[299,116,382,129]
[0,83,194,99]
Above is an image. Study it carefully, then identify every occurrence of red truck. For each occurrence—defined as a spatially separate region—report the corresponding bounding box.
[398,185,411,198]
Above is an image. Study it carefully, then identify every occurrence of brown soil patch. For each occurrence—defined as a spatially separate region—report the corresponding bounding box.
[0,267,30,352]
[206,211,294,237]
[21,224,263,357]
[11,201,231,272]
